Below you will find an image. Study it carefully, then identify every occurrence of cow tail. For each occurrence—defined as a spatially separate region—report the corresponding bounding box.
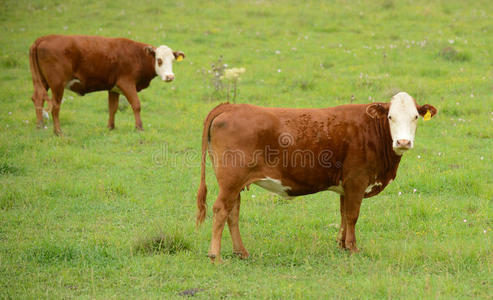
[196,103,231,227]
[29,39,51,118]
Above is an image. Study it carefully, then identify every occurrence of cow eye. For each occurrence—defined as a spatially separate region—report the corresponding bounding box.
[157,58,163,66]
[388,115,392,120]
[415,115,419,120]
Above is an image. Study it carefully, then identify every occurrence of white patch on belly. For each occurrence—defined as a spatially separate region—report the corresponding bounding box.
[254,177,292,198]
[65,79,81,90]
[365,182,382,194]
[328,181,344,195]
[110,86,123,94]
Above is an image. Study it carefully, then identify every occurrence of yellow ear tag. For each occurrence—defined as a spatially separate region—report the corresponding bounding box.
[176,55,183,62]
[423,110,431,121]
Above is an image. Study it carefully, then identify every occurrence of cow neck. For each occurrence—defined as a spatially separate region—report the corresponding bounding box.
[372,116,401,179]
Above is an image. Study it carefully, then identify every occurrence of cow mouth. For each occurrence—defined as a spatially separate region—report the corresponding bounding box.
[393,146,411,155]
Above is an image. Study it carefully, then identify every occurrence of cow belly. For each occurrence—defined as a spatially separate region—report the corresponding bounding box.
[254,177,293,199]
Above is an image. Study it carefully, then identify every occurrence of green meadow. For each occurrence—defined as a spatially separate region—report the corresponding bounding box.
[1,0,492,298]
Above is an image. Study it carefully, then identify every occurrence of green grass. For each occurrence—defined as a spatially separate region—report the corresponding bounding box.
[1,0,492,298]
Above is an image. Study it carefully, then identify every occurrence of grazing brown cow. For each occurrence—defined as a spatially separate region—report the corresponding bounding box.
[29,35,185,135]
[196,92,437,262]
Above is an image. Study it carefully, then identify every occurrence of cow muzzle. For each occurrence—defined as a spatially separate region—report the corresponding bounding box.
[395,139,412,150]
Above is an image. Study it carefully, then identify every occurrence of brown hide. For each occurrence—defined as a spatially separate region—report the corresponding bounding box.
[207,103,401,197]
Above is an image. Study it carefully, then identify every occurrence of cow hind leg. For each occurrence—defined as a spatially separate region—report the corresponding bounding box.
[208,189,239,263]
[227,194,249,259]
[337,195,347,249]
[50,85,64,136]
[107,91,119,130]
[32,88,49,128]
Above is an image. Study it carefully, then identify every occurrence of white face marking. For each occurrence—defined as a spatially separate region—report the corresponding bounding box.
[154,45,175,81]
[388,92,420,155]
[365,182,382,194]
[254,177,293,198]
[328,181,344,195]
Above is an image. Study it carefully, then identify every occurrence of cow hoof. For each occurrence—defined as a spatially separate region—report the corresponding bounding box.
[345,245,359,253]
[337,239,346,249]
[233,251,250,259]
[108,125,115,130]
[54,130,63,136]
[207,254,222,264]
[36,122,44,129]
[135,126,143,131]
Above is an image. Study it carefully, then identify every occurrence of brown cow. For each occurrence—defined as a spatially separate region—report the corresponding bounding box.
[29,35,185,135]
[196,92,437,262]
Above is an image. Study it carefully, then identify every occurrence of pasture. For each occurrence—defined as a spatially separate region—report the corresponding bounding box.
[0,0,492,298]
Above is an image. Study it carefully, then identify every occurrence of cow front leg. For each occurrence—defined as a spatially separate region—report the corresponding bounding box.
[337,195,347,249]
[227,194,249,259]
[343,182,366,253]
[107,91,119,130]
[208,190,236,263]
[117,81,143,130]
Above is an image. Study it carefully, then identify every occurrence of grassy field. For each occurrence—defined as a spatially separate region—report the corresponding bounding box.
[1,0,492,298]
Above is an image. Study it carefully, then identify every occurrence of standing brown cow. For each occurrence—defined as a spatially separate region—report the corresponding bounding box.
[29,35,185,135]
[196,92,437,262]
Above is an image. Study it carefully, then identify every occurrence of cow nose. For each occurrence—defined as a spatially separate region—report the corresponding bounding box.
[164,74,175,82]
[396,139,412,148]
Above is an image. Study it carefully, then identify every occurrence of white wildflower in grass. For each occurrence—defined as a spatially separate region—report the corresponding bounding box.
[463,219,467,223]
[480,156,484,160]
[275,50,280,55]
[277,69,282,73]
[413,188,417,193]
[470,94,474,98]
[223,67,245,80]
[222,67,246,103]
[417,155,421,159]
[23,120,29,124]
[398,191,402,196]
[251,194,255,198]
[8,112,12,115]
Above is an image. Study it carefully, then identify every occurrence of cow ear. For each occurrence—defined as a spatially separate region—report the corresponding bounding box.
[144,46,156,58]
[417,104,438,118]
[173,51,185,62]
[366,103,389,119]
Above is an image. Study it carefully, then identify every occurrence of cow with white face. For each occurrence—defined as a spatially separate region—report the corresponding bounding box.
[145,45,185,82]
[29,35,186,134]
[196,92,437,261]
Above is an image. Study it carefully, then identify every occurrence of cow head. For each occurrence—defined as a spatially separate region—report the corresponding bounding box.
[366,92,437,155]
[145,45,185,82]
